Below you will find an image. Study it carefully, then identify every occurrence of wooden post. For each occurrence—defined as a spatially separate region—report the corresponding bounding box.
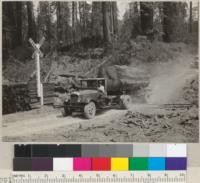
[40,83,44,105]
[29,37,45,106]
[36,44,41,98]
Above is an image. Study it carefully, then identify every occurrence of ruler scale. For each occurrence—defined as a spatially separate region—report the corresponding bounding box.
[10,171,186,183]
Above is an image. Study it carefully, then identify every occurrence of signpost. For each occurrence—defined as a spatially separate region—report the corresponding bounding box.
[29,37,45,105]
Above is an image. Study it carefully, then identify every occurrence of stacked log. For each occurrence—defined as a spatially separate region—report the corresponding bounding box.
[27,82,56,107]
[27,81,40,109]
[3,84,30,114]
[3,80,56,114]
[43,83,56,105]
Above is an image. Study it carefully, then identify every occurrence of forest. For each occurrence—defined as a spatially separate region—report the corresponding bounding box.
[2,1,198,62]
[2,1,199,142]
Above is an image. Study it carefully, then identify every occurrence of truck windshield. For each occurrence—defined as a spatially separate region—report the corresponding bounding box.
[81,80,98,89]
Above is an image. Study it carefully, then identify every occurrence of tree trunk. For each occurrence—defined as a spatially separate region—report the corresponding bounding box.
[110,3,113,36]
[2,2,13,56]
[91,2,103,46]
[189,1,192,33]
[140,2,153,35]
[56,2,61,45]
[72,2,76,45]
[46,3,51,40]
[102,2,111,44]
[27,2,36,42]
[75,2,78,43]
[82,2,87,39]
[162,2,175,42]
[79,2,83,41]
[3,2,17,48]
[15,2,23,46]
[131,2,141,38]
[112,2,118,36]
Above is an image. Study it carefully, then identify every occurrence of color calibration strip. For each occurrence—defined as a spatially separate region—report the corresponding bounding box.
[13,144,186,171]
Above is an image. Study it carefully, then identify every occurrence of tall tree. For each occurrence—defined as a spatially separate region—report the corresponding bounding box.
[56,2,61,45]
[132,2,141,37]
[38,2,52,40]
[163,2,173,42]
[3,2,22,49]
[3,2,13,57]
[72,1,78,45]
[62,2,71,44]
[82,2,92,39]
[111,2,118,36]
[15,2,23,46]
[189,1,193,33]
[140,2,153,35]
[90,2,103,46]
[91,2,102,38]
[56,1,71,46]
[102,2,111,43]
[27,2,36,41]
[163,2,186,42]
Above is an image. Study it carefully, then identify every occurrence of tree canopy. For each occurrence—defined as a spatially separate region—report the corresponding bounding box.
[2,1,198,61]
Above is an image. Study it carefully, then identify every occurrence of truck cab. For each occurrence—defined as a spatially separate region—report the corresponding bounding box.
[63,78,108,119]
[79,78,107,93]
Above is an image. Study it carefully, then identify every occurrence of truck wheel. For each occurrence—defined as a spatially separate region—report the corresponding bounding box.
[84,101,96,119]
[62,107,72,117]
[119,95,132,109]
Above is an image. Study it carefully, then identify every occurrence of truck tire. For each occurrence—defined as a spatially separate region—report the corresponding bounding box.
[62,107,72,117]
[84,101,96,119]
[119,95,132,109]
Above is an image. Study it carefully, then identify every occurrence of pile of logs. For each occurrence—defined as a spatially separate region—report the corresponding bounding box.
[27,81,40,109]
[43,83,56,105]
[3,81,56,114]
[3,84,31,114]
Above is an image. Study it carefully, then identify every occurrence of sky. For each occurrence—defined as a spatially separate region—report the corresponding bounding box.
[117,1,130,20]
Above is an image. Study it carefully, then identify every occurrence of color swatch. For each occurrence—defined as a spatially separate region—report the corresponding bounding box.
[111,158,129,171]
[13,144,187,171]
[53,158,73,171]
[92,158,111,170]
[129,157,148,170]
[73,158,91,171]
[32,157,53,171]
[166,158,187,170]
[148,158,165,170]
[13,158,32,171]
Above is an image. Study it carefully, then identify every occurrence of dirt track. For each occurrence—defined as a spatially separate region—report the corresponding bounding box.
[2,106,127,141]
[2,104,198,142]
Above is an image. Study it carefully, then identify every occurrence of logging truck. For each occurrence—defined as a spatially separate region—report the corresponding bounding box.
[62,77,132,119]
[61,57,149,119]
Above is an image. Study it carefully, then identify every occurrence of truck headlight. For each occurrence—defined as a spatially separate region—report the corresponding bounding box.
[77,96,81,102]
[86,98,90,103]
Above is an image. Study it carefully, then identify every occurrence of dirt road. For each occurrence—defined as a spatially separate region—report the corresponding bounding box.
[2,106,127,141]
[2,104,198,142]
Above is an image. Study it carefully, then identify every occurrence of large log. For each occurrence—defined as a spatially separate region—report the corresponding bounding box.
[98,65,149,93]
